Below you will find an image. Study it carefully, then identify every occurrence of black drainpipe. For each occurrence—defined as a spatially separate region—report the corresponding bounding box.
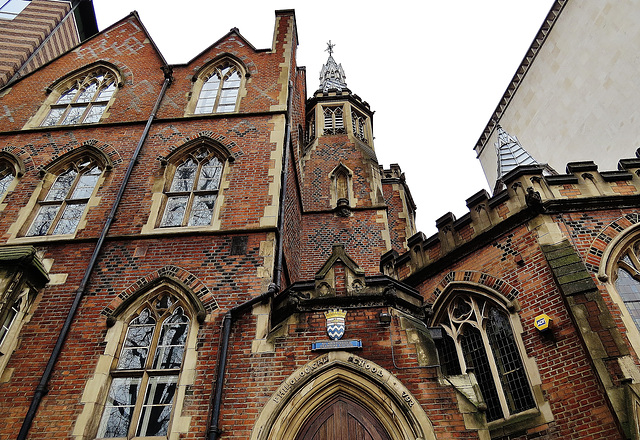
[207,79,294,440]
[17,66,173,440]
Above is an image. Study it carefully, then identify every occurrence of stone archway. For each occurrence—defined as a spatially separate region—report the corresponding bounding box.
[250,351,435,440]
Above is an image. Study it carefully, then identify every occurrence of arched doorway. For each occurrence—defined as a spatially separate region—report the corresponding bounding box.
[295,394,391,440]
[250,352,436,440]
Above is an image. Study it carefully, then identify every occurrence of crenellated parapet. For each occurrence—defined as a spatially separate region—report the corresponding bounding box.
[382,155,640,282]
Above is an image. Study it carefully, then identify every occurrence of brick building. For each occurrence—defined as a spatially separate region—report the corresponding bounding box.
[0,0,98,88]
[0,3,640,440]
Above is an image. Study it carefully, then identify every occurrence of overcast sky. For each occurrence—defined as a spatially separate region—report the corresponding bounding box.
[92,0,555,235]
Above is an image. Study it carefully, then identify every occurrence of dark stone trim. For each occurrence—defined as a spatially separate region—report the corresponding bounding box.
[566,161,598,173]
[544,174,579,185]
[488,190,510,208]
[600,171,633,182]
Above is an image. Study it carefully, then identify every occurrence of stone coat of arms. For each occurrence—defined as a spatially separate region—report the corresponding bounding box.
[324,309,347,340]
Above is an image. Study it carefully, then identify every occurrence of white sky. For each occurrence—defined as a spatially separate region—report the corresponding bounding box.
[92,0,555,235]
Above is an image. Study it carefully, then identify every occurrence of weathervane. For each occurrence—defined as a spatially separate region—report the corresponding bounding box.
[325,40,335,56]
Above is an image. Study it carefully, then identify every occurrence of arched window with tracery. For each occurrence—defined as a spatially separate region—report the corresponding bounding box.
[160,146,224,228]
[613,240,640,331]
[25,155,103,236]
[25,155,104,236]
[436,294,535,422]
[193,61,242,114]
[323,106,345,135]
[40,68,118,126]
[97,292,190,438]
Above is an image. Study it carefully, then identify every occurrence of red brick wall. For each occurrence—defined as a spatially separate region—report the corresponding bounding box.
[413,224,622,439]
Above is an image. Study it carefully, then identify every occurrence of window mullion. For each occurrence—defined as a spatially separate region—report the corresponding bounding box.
[481,326,510,418]
[183,193,196,226]
[129,372,150,439]
[46,200,66,234]
[627,249,640,278]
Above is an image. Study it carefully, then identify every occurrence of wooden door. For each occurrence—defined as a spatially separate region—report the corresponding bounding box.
[295,394,391,440]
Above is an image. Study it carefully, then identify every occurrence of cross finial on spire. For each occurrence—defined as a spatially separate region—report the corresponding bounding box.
[326,40,335,56]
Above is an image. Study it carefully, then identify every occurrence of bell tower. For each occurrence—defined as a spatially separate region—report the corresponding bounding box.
[302,42,379,213]
[298,43,416,278]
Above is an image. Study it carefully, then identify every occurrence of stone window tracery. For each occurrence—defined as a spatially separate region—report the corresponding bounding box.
[97,292,190,438]
[194,62,242,114]
[40,68,117,126]
[26,156,103,236]
[307,112,316,141]
[437,294,535,422]
[160,147,224,228]
[323,106,345,135]
[351,109,367,143]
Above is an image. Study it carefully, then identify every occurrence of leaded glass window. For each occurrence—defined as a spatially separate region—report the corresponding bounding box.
[323,106,345,135]
[41,69,117,126]
[194,63,241,114]
[26,157,102,236]
[160,147,223,228]
[437,294,535,422]
[97,293,190,438]
[0,297,21,347]
[615,242,640,331]
[0,160,15,198]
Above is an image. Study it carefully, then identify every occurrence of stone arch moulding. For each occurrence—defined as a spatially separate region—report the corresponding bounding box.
[0,150,26,176]
[40,143,115,176]
[250,351,436,440]
[44,60,125,93]
[430,270,520,307]
[191,53,253,80]
[101,266,218,325]
[161,133,239,164]
[592,213,640,281]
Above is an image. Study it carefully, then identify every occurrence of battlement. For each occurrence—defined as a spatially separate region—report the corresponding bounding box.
[381,153,640,282]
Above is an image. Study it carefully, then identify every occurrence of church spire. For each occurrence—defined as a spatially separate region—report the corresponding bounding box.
[319,41,348,93]
[495,125,538,179]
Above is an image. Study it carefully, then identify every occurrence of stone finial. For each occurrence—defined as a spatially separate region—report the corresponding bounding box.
[319,41,347,93]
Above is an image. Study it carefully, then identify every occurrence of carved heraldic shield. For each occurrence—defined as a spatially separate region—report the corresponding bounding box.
[325,309,347,340]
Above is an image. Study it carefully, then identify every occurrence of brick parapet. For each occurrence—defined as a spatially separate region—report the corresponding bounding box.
[384,157,640,281]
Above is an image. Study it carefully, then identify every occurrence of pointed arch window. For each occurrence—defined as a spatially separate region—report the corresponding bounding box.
[436,294,535,422]
[323,106,345,135]
[194,62,242,114]
[160,146,224,228]
[614,241,640,331]
[97,292,190,438]
[0,156,19,200]
[40,68,117,126]
[26,156,103,236]
[351,109,367,143]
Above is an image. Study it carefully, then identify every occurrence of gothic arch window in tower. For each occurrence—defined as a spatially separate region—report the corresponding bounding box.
[160,147,224,227]
[307,111,316,142]
[351,109,367,143]
[194,62,242,114]
[436,294,535,422]
[25,156,103,236]
[324,106,345,135]
[40,68,117,126]
[614,240,640,330]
